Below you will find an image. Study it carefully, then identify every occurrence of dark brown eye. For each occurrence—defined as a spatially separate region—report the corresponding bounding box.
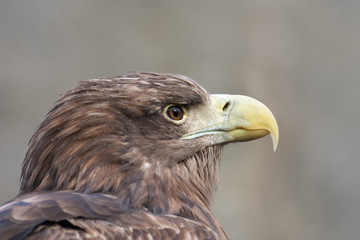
[166,105,184,121]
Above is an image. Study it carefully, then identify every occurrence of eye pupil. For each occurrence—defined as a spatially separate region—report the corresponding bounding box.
[167,105,184,121]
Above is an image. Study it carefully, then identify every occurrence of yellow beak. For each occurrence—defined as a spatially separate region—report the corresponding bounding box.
[181,94,279,151]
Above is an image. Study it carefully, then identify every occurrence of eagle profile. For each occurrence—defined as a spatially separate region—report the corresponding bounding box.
[0,72,279,239]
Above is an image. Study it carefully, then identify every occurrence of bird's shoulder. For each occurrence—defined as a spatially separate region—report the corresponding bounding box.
[0,191,220,240]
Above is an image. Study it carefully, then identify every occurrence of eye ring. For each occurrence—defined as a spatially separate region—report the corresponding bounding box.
[165,105,186,123]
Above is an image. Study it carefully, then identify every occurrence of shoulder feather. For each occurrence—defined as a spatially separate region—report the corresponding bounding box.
[0,192,219,240]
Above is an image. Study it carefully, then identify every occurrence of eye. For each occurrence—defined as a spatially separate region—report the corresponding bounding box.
[166,105,185,121]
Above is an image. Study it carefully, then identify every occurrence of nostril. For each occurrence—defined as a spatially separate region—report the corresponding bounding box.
[222,101,231,112]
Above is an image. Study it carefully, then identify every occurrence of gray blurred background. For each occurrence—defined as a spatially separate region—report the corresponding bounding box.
[0,1,359,239]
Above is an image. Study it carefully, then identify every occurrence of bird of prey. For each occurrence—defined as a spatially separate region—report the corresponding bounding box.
[0,72,279,239]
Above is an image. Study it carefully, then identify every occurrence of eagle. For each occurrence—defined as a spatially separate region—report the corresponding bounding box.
[0,72,278,239]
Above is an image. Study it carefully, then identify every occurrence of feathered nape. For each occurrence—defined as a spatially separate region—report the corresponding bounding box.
[106,145,223,215]
[174,145,223,205]
[171,145,224,234]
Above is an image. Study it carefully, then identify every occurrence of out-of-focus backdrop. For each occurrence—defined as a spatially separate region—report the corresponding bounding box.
[1,1,359,239]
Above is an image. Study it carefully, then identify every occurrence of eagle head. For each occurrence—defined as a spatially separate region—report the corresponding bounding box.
[20,72,278,220]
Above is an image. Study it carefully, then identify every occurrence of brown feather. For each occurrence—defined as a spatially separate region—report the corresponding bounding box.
[0,72,228,239]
